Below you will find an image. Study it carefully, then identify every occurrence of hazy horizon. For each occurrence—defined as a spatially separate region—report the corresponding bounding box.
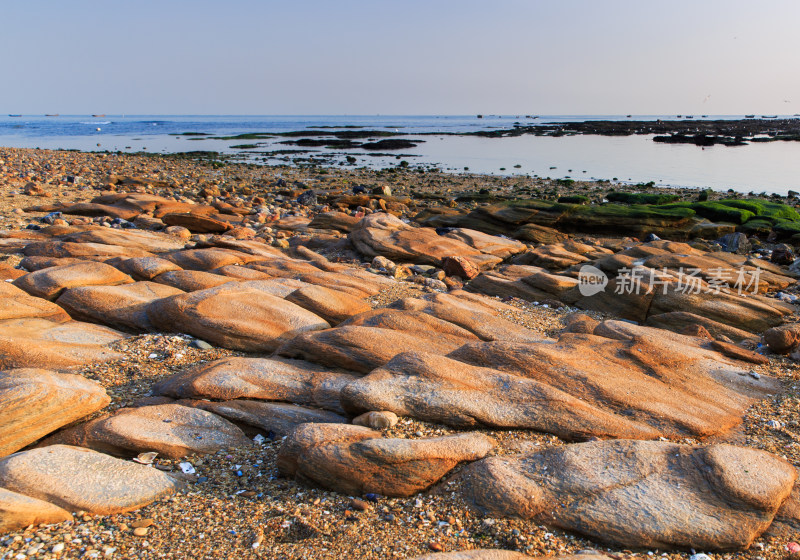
[3,0,799,115]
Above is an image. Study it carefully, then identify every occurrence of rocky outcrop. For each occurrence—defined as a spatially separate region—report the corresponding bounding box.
[0,488,72,533]
[277,423,494,497]
[458,440,797,550]
[285,284,372,325]
[0,281,70,323]
[0,368,110,457]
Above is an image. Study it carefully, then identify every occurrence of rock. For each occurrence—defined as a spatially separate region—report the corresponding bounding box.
[163,248,261,271]
[441,256,479,280]
[770,243,795,265]
[409,552,604,560]
[153,270,235,292]
[161,212,233,233]
[511,223,569,244]
[458,440,797,550]
[349,213,502,269]
[151,357,357,414]
[352,411,399,430]
[0,281,71,323]
[709,339,769,364]
[277,423,494,497]
[55,281,184,331]
[116,256,183,280]
[22,241,152,260]
[307,212,360,232]
[296,190,318,206]
[60,228,185,253]
[645,311,756,343]
[562,313,599,334]
[341,351,660,440]
[13,261,134,300]
[0,318,126,369]
[285,285,372,325]
[181,399,347,436]
[0,487,72,533]
[764,324,800,354]
[0,445,179,514]
[718,232,751,254]
[0,368,110,457]
[41,404,251,458]
[146,283,330,352]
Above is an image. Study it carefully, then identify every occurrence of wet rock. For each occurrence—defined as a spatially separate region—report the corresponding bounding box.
[0,368,110,457]
[0,445,179,515]
[0,487,72,533]
[277,423,494,497]
[41,403,251,458]
[146,283,330,352]
[770,243,795,265]
[718,232,751,254]
[458,440,797,550]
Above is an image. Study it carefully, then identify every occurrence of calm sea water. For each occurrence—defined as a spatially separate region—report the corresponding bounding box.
[1,114,799,194]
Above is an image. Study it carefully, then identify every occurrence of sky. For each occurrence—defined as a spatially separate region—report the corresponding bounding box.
[2,0,799,115]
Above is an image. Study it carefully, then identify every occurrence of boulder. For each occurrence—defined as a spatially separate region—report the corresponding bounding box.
[22,241,153,260]
[763,324,800,354]
[146,284,330,352]
[55,281,184,331]
[163,248,261,271]
[277,325,473,374]
[0,368,110,457]
[152,270,235,292]
[115,256,183,280]
[151,357,357,414]
[458,440,797,550]
[40,404,251,459]
[161,212,233,233]
[307,211,360,232]
[0,487,72,533]
[182,400,347,436]
[0,445,179,515]
[0,318,125,369]
[285,285,372,325]
[13,262,133,300]
[349,213,501,269]
[0,281,70,323]
[441,228,526,260]
[60,228,185,253]
[645,311,756,343]
[277,423,494,497]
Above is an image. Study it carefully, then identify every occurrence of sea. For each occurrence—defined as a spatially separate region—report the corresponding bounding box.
[1,114,799,194]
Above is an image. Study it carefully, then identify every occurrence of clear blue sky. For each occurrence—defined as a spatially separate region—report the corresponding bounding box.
[3,0,799,115]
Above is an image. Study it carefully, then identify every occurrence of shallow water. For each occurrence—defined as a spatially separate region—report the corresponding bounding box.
[1,114,798,194]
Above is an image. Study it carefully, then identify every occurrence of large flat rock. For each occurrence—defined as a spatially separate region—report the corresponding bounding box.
[146,283,330,352]
[277,423,495,497]
[13,261,134,300]
[0,317,126,369]
[41,403,252,459]
[458,440,798,550]
[285,284,371,325]
[0,281,70,322]
[0,445,180,515]
[56,281,184,332]
[0,368,110,457]
[152,357,357,414]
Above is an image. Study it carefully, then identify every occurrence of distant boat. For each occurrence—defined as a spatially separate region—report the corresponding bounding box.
[92,114,106,117]
[744,114,755,118]
[8,114,21,117]
[476,114,483,118]
[686,115,694,119]
[761,115,778,119]
[45,113,59,117]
